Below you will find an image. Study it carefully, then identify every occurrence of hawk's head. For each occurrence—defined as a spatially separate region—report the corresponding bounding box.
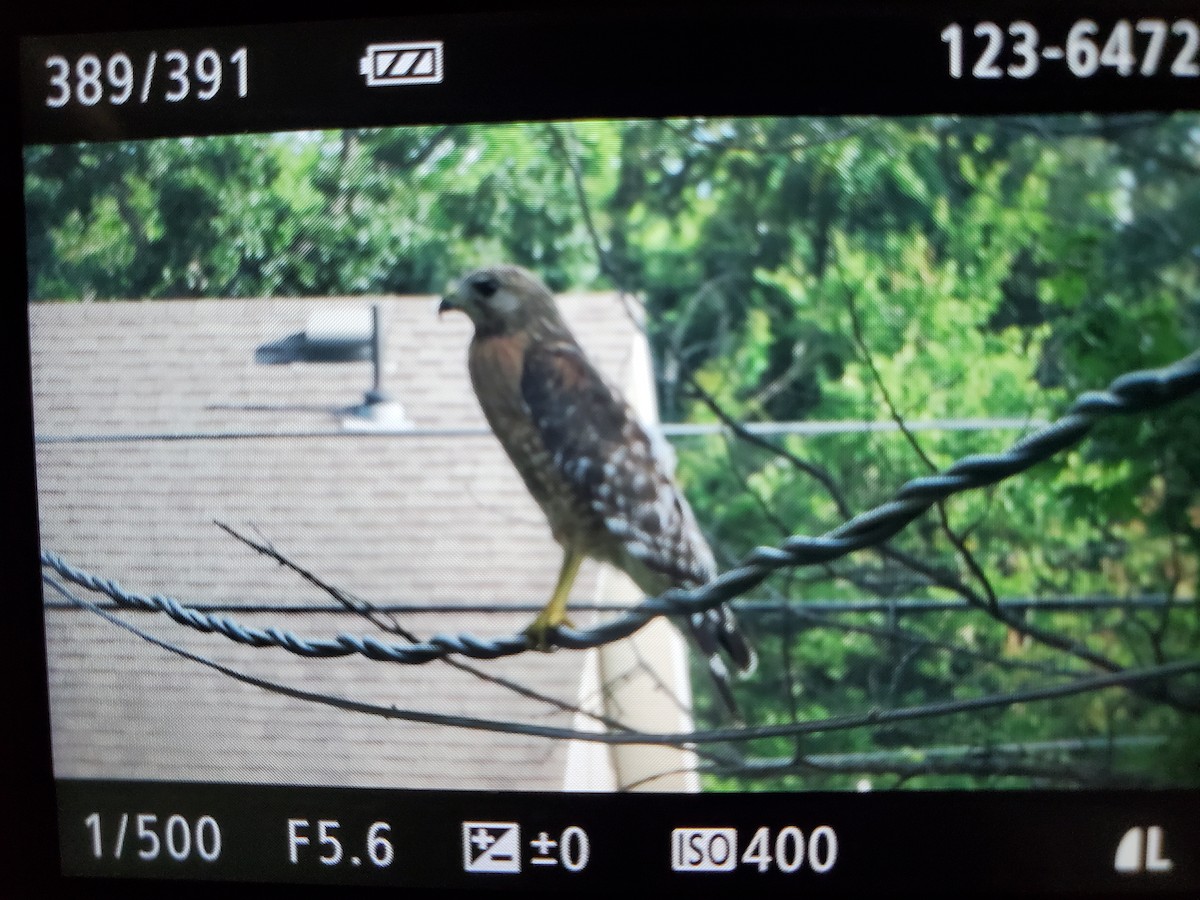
[439,265,568,339]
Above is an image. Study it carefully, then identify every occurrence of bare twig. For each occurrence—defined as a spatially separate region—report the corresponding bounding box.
[844,287,1002,614]
[836,293,1198,707]
[215,520,638,735]
[217,520,415,639]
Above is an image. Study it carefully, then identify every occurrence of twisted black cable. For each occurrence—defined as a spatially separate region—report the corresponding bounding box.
[40,350,1200,665]
[41,572,1200,746]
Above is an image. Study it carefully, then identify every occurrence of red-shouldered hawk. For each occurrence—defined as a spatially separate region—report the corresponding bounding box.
[440,264,756,714]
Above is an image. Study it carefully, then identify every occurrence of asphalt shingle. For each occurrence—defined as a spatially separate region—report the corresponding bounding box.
[34,294,644,789]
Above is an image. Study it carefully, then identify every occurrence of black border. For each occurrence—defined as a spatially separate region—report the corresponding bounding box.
[6,2,1200,896]
[16,2,1200,144]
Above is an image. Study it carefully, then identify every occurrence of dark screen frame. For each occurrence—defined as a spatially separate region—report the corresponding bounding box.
[7,1,1199,895]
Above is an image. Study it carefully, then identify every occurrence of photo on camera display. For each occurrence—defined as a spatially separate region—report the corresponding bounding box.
[26,112,1200,794]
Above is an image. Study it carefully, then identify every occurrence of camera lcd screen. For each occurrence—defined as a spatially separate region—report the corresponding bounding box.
[14,3,1200,893]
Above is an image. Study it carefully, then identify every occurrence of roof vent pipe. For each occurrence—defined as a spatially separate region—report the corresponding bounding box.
[342,302,412,430]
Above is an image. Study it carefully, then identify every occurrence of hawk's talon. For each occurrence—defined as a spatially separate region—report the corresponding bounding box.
[524,613,575,652]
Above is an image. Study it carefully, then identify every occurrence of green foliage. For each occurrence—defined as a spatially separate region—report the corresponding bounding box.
[25,113,1200,790]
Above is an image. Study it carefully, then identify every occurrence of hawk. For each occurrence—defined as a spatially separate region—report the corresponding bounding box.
[440,264,756,713]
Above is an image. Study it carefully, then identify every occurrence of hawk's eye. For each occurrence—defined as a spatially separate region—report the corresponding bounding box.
[473,275,499,299]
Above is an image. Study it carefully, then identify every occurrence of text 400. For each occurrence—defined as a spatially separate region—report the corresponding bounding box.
[744,825,838,874]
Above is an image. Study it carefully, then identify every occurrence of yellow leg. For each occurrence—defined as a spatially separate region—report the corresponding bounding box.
[526,546,582,650]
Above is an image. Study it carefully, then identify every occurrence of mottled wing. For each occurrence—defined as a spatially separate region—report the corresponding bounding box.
[520,340,714,587]
[521,341,756,700]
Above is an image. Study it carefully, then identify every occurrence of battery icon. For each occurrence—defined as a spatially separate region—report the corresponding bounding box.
[359,41,444,86]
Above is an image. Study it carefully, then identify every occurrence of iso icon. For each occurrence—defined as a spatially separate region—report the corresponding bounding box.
[671,827,738,872]
[359,41,444,87]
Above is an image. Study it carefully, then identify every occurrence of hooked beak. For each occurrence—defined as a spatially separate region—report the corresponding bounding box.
[437,295,459,316]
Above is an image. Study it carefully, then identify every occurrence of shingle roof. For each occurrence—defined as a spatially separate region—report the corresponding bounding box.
[33,294,681,790]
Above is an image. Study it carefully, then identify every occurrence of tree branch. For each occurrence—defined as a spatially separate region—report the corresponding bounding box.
[214,520,639,735]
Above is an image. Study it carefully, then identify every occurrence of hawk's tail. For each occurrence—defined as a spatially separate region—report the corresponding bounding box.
[687,604,757,720]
